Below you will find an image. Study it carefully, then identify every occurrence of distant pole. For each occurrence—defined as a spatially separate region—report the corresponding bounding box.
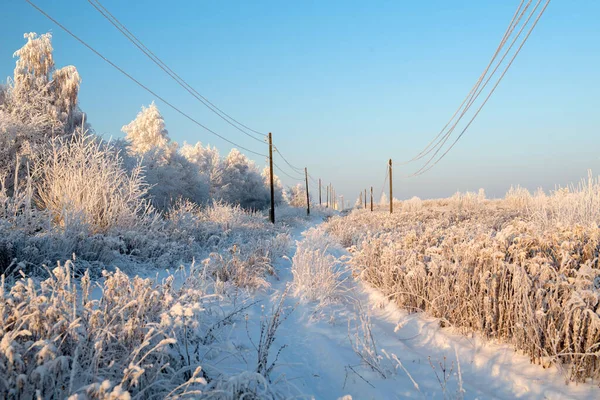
[305,167,310,216]
[268,133,275,223]
[389,159,393,214]
[330,184,333,208]
[326,185,329,208]
[370,186,373,212]
[364,189,367,209]
[319,178,322,206]
[333,187,336,210]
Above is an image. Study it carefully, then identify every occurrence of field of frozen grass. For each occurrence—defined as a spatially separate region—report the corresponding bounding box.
[325,175,600,385]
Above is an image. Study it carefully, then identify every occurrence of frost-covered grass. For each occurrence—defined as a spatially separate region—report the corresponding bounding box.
[0,259,295,399]
[290,228,347,306]
[325,177,600,384]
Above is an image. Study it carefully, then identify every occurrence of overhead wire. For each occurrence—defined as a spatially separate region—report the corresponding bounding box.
[273,145,304,173]
[86,0,267,144]
[407,0,550,177]
[273,162,304,181]
[398,0,529,166]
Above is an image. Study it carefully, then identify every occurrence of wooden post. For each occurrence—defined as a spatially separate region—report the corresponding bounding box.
[333,187,335,210]
[370,186,373,212]
[305,167,310,216]
[319,178,322,206]
[268,133,275,223]
[389,158,393,214]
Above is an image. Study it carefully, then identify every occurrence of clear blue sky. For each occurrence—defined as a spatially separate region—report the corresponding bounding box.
[2,0,599,202]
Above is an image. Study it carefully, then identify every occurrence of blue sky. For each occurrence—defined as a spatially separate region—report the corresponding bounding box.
[2,0,599,202]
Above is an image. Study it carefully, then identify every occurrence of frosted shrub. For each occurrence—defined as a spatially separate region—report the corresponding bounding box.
[0,262,211,398]
[326,186,600,383]
[505,185,533,210]
[35,131,152,234]
[285,183,306,208]
[401,196,422,213]
[291,228,346,305]
[448,190,484,211]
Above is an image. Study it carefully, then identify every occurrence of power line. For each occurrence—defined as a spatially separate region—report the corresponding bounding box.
[87,0,267,144]
[408,0,550,177]
[274,162,304,181]
[24,0,268,157]
[398,0,531,166]
[273,145,304,173]
[379,165,389,198]
[408,0,534,170]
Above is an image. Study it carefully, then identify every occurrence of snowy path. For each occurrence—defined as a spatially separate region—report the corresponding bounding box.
[243,218,600,400]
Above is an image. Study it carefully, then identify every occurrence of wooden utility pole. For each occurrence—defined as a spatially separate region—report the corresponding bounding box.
[370,186,373,212]
[389,159,393,214]
[319,178,322,206]
[305,167,310,216]
[333,188,335,210]
[268,133,275,223]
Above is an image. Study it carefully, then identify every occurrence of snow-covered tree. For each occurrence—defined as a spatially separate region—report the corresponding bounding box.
[5,32,83,133]
[121,102,174,156]
[354,195,362,209]
[379,192,388,206]
[216,149,270,210]
[285,183,306,208]
[261,166,284,206]
[121,103,208,210]
[0,32,84,195]
[181,141,222,197]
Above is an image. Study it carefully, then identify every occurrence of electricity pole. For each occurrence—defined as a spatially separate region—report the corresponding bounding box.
[389,159,393,214]
[268,132,275,223]
[305,167,310,216]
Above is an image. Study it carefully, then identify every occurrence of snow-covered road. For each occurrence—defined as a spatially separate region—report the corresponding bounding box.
[242,217,600,400]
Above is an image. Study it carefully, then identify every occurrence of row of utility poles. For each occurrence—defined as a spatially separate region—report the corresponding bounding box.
[359,159,393,214]
[268,132,342,224]
[269,133,393,224]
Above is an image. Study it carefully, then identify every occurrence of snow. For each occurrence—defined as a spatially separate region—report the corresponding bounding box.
[230,217,600,399]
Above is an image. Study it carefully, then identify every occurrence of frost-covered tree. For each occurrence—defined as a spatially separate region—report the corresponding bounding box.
[122,103,208,210]
[354,195,362,209]
[261,166,284,206]
[379,192,388,206]
[0,32,85,195]
[122,102,173,155]
[5,32,83,133]
[285,183,306,208]
[181,141,223,198]
[216,149,270,210]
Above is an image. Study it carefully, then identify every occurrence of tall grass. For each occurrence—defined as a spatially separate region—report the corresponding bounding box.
[325,176,600,383]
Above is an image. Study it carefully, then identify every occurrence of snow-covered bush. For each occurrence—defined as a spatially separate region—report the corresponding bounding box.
[401,196,422,213]
[215,149,270,210]
[285,183,307,208]
[181,141,222,198]
[35,131,152,234]
[291,228,346,305]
